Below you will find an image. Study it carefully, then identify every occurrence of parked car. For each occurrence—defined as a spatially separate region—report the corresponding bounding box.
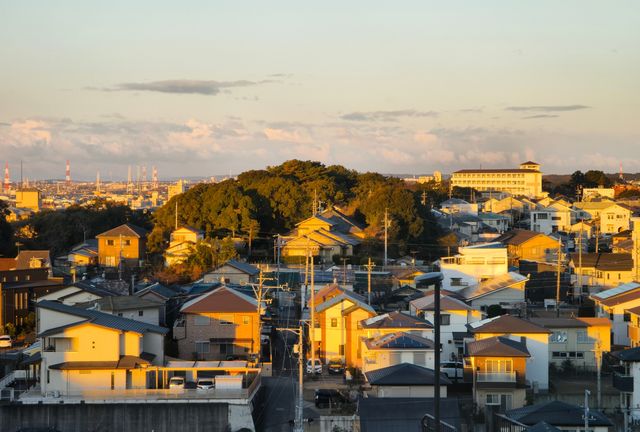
[0,335,12,348]
[306,358,322,375]
[168,376,185,389]
[327,359,345,375]
[314,389,348,409]
[196,378,215,390]
[440,361,464,380]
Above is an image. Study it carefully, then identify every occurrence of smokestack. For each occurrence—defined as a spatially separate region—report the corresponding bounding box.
[3,162,9,192]
[152,166,158,190]
[65,160,71,185]
[96,170,101,194]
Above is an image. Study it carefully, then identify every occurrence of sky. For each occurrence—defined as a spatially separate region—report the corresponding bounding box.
[1,1,639,180]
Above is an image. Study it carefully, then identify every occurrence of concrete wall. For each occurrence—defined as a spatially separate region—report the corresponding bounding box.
[0,402,236,432]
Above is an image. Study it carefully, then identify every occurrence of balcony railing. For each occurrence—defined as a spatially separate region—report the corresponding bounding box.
[613,372,633,393]
[477,371,516,383]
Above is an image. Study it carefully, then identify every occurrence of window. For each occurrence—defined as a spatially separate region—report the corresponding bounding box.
[339,345,345,356]
[123,240,131,246]
[550,331,567,343]
[219,315,234,325]
[220,343,232,355]
[105,256,116,267]
[440,314,451,326]
[485,359,512,373]
[577,330,589,343]
[624,313,631,322]
[486,394,501,405]
[117,313,123,317]
[413,352,426,365]
[107,239,115,246]
[576,352,584,358]
[195,341,210,354]
[331,318,338,327]
[138,310,144,317]
[242,316,250,325]
[194,315,211,326]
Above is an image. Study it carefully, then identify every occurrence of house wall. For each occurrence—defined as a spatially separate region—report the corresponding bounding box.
[177,311,259,360]
[475,388,526,411]
[469,283,526,311]
[98,236,145,268]
[546,327,599,370]
[360,346,435,374]
[110,307,160,326]
[318,299,355,362]
[508,236,559,264]
[344,308,374,368]
[420,309,482,360]
[631,362,640,419]
[203,265,255,285]
[596,298,640,346]
[375,385,447,398]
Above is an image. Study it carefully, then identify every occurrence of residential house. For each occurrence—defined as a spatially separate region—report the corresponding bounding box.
[438,242,509,290]
[76,296,164,326]
[37,280,118,306]
[574,201,632,234]
[312,285,375,366]
[468,314,551,391]
[530,202,574,234]
[360,331,435,374]
[591,282,640,346]
[203,259,260,285]
[440,198,479,216]
[478,212,511,233]
[174,286,259,360]
[409,292,482,361]
[583,187,616,200]
[570,252,635,290]
[625,306,640,348]
[455,272,529,313]
[135,283,182,326]
[37,300,167,396]
[15,188,41,212]
[164,226,204,266]
[612,346,640,424]
[96,223,148,268]
[364,363,451,398]
[530,317,611,372]
[66,240,98,268]
[495,229,560,266]
[465,335,530,411]
[501,400,612,431]
[358,396,461,432]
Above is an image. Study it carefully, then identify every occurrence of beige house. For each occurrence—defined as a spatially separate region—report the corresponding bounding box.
[164,226,203,266]
[203,260,259,285]
[573,201,632,234]
[569,252,634,289]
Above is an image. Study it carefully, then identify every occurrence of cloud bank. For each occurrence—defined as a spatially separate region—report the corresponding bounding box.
[96,79,276,95]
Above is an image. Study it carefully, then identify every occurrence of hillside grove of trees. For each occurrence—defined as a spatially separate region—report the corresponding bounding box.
[148,160,444,262]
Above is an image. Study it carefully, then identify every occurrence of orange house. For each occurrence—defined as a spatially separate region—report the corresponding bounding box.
[96,223,147,268]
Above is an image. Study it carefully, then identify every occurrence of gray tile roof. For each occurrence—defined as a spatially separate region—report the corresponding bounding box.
[221,259,260,276]
[365,363,451,386]
[506,400,612,427]
[76,295,163,311]
[358,397,461,432]
[37,300,168,334]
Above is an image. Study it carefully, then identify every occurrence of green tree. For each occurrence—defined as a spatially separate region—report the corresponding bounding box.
[0,200,15,256]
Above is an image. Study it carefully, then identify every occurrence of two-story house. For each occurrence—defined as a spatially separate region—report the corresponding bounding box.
[574,201,632,234]
[76,296,164,326]
[203,259,260,285]
[96,223,147,268]
[438,243,509,290]
[164,225,204,266]
[360,331,436,374]
[465,335,530,412]
[409,292,482,361]
[37,300,167,396]
[591,282,640,346]
[495,229,560,266]
[569,252,635,289]
[468,315,550,391]
[454,272,528,313]
[530,202,574,234]
[174,286,259,360]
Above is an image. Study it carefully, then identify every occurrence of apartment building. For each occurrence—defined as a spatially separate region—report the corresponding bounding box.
[450,161,543,198]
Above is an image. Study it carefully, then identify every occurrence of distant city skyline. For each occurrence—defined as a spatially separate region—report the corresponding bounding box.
[1,1,639,179]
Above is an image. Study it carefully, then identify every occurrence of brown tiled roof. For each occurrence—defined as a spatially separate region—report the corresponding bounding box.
[470,315,551,334]
[15,250,51,269]
[360,311,432,329]
[467,336,530,357]
[599,290,640,307]
[575,317,611,327]
[569,253,633,271]
[180,286,257,313]
[0,258,15,271]
[96,223,148,238]
[529,318,588,329]
[495,230,557,246]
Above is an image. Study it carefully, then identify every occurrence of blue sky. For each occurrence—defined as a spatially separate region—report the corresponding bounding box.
[1,1,638,179]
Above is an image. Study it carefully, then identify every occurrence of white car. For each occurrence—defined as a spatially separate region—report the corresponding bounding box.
[0,335,12,348]
[306,359,322,375]
[196,378,215,390]
[440,361,464,380]
[168,376,185,389]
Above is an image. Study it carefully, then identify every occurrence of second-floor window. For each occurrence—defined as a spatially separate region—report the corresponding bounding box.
[331,318,338,327]
[194,315,211,326]
[485,359,512,373]
[440,314,451,326]
[107,240,115,246]
[576,330,589,343]
[220,315,234,325]
[550,331,567,343]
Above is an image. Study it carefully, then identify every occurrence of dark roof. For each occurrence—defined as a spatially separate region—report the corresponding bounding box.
[466,336,530,357]
[180,285,257,313]
[213,259,259,276]
[37,300,168,335]
[96,223,148,238]
[58,281,120,300]
[135,283,179,300]
[358,397,461,432]
[50,355,151,370]
[495,230,557,246]
[569,252,633,271]
[365,332,434,350]
[521,161,540,166]
[360,311,432,329]
[612,346,640,362]
[529,318,588,329]
[526,422,562,432]
[505,400,612,427]
[469,315,551,334]
[365,363,451,386]
[454,168,540,174]
[76,295,163,312]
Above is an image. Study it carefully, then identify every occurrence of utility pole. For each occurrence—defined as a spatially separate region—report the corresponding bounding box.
[278,324,305,432]
[365,258,375,305]
[310,254,316,371]
[118,234,123,282]
[174,200,178,230]
[596,340,602,410]
[578,221,583,302]
[252,270,273,360]
[556,239,562,317]
[276,234,281,285]
[584,389,591,431]
[595,222,600,254]
[383,208,389,268]
[434,273,441,432]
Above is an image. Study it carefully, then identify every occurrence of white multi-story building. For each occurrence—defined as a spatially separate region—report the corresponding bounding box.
[450,161,544,198]
[438,243,508,290]
[530,202,574,234]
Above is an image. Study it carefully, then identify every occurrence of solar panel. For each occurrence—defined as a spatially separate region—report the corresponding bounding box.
[594,282,640,300]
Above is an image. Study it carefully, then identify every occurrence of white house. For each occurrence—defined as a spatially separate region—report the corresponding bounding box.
[454,272,528,313]
[591,282,640,346]
[530,202,574,234]
[438,243,508,290]
[440,198,479,216]
[574,201,632,234]
[360,332,435,374]
[76,296,164,326]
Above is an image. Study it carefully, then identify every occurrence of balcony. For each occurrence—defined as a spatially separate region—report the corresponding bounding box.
[477,372,516,383]
[613,373,633,393]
